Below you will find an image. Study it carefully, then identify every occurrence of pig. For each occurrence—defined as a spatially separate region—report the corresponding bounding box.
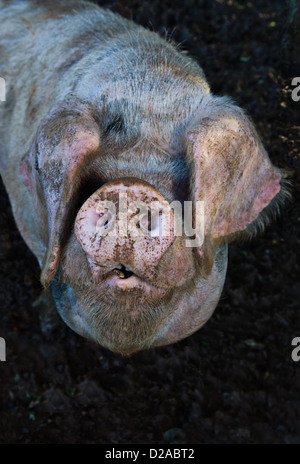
[0,0,286,355]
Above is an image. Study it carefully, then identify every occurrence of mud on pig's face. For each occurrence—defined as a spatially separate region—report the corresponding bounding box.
[20,97,283,355]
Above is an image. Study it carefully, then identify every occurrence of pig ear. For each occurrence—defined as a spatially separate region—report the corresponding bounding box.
[20,99,100,287]
[186,96,282,266]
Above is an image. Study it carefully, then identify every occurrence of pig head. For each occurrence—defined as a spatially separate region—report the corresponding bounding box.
[0,1,284,355]
[18,95,282,355]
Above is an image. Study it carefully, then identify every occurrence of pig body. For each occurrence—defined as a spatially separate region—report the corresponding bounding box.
[0,0,283,354]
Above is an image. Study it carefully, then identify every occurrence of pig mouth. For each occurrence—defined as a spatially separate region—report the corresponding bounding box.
[101,264,167,297]
[112,264,134,279]
[50,245,228,354]
[50,265,172,354]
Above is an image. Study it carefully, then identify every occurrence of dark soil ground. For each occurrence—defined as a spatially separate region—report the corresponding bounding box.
[0,0,299,444]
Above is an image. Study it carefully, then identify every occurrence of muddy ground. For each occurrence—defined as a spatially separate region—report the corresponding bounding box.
[0,0,299,444]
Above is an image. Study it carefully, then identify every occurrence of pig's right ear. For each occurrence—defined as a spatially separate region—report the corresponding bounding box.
[186,96,284,272]
[20,99,100,287]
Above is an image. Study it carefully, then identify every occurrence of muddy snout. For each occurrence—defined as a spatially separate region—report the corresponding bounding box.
[74,179,176,280]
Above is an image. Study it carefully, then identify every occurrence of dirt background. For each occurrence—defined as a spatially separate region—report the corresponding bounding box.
[0,0,299,444]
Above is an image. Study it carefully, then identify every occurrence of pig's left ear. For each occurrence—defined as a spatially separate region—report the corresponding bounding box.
[186,96,283,263]
[20,99,100,287]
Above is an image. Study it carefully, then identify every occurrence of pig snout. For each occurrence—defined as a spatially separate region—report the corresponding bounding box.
[74,178,176,284]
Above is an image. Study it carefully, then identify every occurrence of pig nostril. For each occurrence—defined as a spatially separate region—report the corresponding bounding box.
[96,208,114,231]
[139,211,162,236]
[139,213,152,232]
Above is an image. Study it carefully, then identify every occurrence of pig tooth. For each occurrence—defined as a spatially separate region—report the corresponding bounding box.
[113,268,125,278]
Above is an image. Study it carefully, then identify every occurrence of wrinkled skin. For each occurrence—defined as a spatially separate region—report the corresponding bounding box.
[0,0,285,354]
